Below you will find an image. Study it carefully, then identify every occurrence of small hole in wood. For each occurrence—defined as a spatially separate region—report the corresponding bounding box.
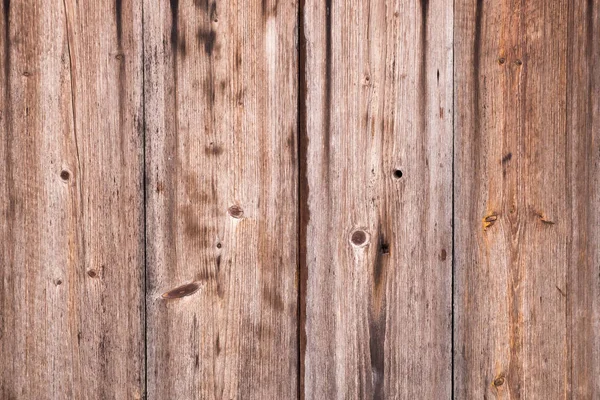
[498,57,506,65]
[393,169,403,179]
[380,243,390,254]
[60,170,70,180]
[515,59,522,66]
[493,377,505,387]
[350,230,369,247]
[87,269,97,278]
[216,242,222,249]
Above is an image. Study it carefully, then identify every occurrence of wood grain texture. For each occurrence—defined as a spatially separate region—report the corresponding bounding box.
[143,0,298,398]
[0,0,144,399]
[301,0,453,398]
[454,0,600,398]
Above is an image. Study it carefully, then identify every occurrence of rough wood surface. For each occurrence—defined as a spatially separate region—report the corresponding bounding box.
[0,0,145,399]
[143,0,298,398]
[2,1,599,398]
[454,0,600,398]
[301,0,453,398]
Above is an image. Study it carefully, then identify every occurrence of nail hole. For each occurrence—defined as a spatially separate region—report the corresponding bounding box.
[87,269,97,278]
[380,243,390,254]
[228,205,244,219]
[493,377,505,387]
[393,169,403,179]
[55,279,62,286]
[60,170,70,180]
[498,57,506,65]
[350,230,369,247]
[515,59,522,65]
[216,242,222,249]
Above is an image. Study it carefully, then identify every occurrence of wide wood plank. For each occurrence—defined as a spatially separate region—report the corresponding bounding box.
[301,0,453,398]
[454,0,599,397]
[143,1,298,398]
[0,0,144,398]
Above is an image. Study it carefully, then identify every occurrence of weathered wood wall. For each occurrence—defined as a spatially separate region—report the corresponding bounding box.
[1,0,598,399]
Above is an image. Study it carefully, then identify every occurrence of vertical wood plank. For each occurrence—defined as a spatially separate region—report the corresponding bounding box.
[144,1,298,398]
[301,0,453,398]
[0,0,144,399]
[454,0,599,397]
[566,1,600,397]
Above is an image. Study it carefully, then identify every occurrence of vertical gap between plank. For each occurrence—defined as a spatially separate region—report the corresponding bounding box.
[451,0,456,397]
[141,0,148,397]
[297,0,308,398]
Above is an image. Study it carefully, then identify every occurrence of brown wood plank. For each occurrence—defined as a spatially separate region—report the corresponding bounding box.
[301,0,453,398]
[0,0,145,399]
[454,0,600,397]
[143,1,298,398]
[566,0,600,397]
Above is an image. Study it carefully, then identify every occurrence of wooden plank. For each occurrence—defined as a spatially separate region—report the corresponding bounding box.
[0,0,144,399]
[301,0,453,398]
[565,0,600,397]
[143,1,298,398]
[454,0,599,397]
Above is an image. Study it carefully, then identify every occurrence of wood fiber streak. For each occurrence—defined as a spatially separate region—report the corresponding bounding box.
[0,0,145,399]
[302,0,453,398]
[455,0,599,398]
[144,0,298,398]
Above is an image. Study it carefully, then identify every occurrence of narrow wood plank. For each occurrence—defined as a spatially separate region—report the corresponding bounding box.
[301,1,453,398]
[144,1,298,398]
[565,0,600,397]
[454,0,599,397]
[0,0,144,399]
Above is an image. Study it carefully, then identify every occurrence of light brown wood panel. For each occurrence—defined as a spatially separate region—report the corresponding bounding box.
[301,0,453,398]
[566,0,600,397]
[455,0,599,397]
[143,0,298,398]
[0,0,144,399]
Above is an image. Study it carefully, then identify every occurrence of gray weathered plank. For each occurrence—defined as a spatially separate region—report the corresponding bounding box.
[143,0,298,398]
[0,0,145,398]
[301,0,453,398]
[454,0,599,397]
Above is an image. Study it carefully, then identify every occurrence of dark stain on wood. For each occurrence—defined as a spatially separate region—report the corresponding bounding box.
[369,228,388,399]
[502,152,512,164]
[323,0,332,175]
[197,28,216,56]
[262,286,285,311]
[440,248,447,261]
[162,282,200,299]
[297,1,309,396]
[473,0,482,137]
[204,143,223,155]
[215,335,221,355]
[115,0,122,45]
[419,0,428,127]
[169,0,179,49]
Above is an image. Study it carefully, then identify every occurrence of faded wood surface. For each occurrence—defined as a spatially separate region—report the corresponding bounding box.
[0,0,144,399]
[301,0,453,398]
[454,0,600,398]
[143,0,298,398]
[1,1,599,399]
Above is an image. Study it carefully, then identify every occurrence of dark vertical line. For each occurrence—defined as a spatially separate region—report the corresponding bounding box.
[323,0,331,177]
[564,0,573,393]
[451,0,456,398]
[141,0,148,397]
[297,0,308,398]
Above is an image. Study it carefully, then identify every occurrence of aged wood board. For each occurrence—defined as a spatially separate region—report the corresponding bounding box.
[0,0,598,399]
